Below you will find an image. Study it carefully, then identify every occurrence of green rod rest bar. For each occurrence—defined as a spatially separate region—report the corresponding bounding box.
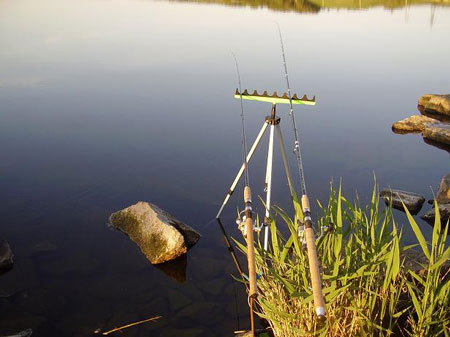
[235,89,316,105]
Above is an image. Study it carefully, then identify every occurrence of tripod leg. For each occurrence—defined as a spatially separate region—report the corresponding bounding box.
[276,124,295,198]
[216,121,269,219]
[263,124,275,251]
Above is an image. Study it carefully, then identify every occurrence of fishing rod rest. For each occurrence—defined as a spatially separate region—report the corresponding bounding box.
[301,195,326,319]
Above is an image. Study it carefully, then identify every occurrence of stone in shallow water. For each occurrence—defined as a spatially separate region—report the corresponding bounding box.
[436,174,450,204]
[109,202,201,264]
[0,240,13,271]
[422,123,450,146]
[392,114,437,133]
[380,189,425,215]
[418,94,450,117]
[421,203,450,226]
[166,288,192,312]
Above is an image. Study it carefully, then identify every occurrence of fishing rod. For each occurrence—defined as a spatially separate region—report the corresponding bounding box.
[277,24,326,320]
[233,54,258,337]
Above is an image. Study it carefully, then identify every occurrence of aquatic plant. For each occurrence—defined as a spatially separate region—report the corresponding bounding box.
[235,183,450,336]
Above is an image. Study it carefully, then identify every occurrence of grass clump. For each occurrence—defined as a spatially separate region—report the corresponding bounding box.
[236,183,450,336]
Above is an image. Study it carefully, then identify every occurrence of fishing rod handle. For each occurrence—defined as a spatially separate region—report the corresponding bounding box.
[301,195,326,318]
[244,186,258,297]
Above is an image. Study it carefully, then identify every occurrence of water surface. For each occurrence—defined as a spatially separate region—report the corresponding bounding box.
[0,0,449,335]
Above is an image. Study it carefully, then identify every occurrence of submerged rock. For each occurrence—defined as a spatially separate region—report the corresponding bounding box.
[418,94,450,117]
[159,328,204,337]
[392,114,437,133]
[109,202,201,264]
[380,189,425,215]
[421,203,450,226]
[422,123,450,146]
[0,329,33,337]
[0,240,13,271]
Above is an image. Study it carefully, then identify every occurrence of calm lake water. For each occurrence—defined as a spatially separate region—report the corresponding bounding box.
[1,0,449,335]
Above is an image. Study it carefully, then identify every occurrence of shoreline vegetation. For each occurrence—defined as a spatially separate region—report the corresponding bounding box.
[171,0,450,13]
[235,183,449,336]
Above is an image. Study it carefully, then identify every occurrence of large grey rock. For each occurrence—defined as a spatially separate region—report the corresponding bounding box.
[418,94,450,117]
[422,123,450,146]
[380,189,425,215]
[109,202,201,264]
[436,174,450,204]
[0,240,13,271]
[0,329,33,337]
[392,114,437,133]
[421,203,450,226]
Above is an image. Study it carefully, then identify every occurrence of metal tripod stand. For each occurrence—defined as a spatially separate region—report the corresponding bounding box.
[216,103,296,251]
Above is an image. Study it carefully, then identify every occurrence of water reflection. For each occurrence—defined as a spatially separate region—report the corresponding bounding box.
[154,255,188,283]
[423,138,450,154]
[172,0,320,13]
[172,0,449,13]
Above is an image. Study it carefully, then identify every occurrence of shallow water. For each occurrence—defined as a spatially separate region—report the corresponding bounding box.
[0,0,449,335]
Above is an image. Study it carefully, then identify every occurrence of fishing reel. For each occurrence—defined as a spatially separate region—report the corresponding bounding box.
[236,210,263,236]
[297,218,333,245]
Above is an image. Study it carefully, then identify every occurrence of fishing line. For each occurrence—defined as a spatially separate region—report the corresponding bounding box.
[275,23,326,320]
[276,22,307,197]
[199,217,218,231]
[232,52,250,187]
[233,52,258,337]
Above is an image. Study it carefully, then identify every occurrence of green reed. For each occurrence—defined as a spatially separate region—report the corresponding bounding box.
[403,202,450,337]
[234,183,450,336]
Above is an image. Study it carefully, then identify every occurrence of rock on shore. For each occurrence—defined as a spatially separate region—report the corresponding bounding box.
[436,174,450,204]
[380,189,425,215]
[422,123,450,146]
[0,240,13,271]
[392,114,437,133]
[422,174,450,226]
[109,202,201,264]
[392,94,450,148]
[421,203,450,226]
[418,94,450,117]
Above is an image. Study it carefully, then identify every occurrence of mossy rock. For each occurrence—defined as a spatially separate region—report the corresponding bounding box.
[109,202,200,264]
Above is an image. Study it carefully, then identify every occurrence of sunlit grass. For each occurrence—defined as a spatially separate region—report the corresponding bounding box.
[235,183,450,336]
